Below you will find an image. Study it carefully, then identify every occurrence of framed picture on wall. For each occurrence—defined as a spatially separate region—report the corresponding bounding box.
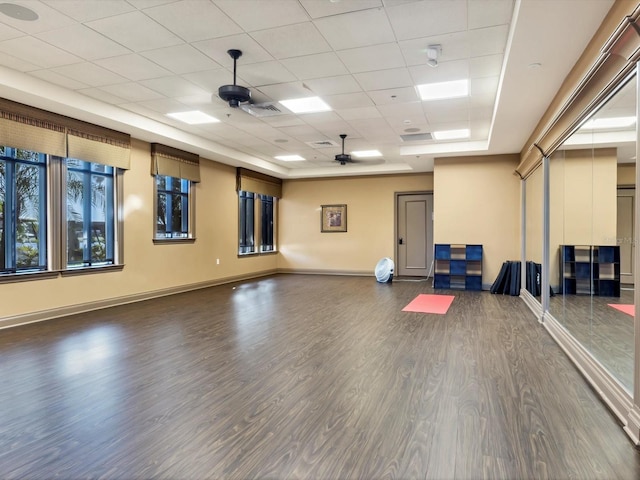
[321,204,347,232]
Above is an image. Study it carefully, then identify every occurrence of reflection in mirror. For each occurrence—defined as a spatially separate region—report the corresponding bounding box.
[525,164,543,301]
[549,73,636,392]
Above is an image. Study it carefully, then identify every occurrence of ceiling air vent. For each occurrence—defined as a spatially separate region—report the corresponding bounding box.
[240,102,287,118]
[305,139,339,148]
[400,132,433,142]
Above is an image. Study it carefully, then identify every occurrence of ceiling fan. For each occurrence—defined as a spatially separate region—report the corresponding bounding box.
[334,134,384,166]
[218,49,251,108]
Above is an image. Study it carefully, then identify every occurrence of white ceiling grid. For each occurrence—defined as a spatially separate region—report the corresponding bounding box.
[0,0,616,178]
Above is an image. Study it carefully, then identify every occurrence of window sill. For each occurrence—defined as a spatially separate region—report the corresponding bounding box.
[0,270,60,284]
[238,251,278,258]
[153,238,196,245]
[61,264,124,277]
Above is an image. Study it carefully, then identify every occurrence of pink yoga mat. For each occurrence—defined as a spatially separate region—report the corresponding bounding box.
[402,294,455,314]
[608,304,635,317]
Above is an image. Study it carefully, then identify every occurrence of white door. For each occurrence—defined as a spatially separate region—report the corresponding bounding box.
[617,188,634,285]
[397,193,433,277]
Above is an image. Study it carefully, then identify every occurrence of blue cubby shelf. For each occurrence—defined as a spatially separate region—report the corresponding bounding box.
[433,244,483,291]
[560,245,620,297]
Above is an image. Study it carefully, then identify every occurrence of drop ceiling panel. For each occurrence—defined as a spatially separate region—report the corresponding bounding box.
[94,54,173,81]
[99,82,165,103]
[313,8,395,51]
[137,98,193,115]
[143,45,219,75]
[469,0,515,29]
[303,75,362,96]
[30,69,89,90]
[336,106,382,121]
[367,86,419,105]
[470,25,510,57]
[36,24,131,61]
[0,51,39,71]
[399,32,469,66]
[470,77,500,108]
[409,60,469,85]
[354,68,413,91]
[140,77,210,98]
[233,61,297,87]
[52,62,127,87]
[470,54,504,79]
[386,0,467,41]
[214,0,309,32]
[145,1,241,43]
[0,36,80,68]
[0,21,30,41]
[424,97,471,124]
[85,11,182,52]
[0,1,76,34]
[324,92,373,110]
[44,0,136,22]
[337,43,405,73]
[281,52,349,80]
[78,87,129,105]
[193,34,274,66]
[255,82,313,102]
[377,101,425,119]
[184,68,238,92]
[299,0,382,19]
[251,23,331,60]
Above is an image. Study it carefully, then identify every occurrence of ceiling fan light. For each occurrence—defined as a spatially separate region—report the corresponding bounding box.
[279,96,331,114]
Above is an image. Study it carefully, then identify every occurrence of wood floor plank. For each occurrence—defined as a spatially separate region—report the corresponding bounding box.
[1,274,639,479]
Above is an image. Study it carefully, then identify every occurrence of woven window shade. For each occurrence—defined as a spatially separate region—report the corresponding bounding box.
[67,120,131,169]
[0,99,66,156]
[151,143,201,182]
[0,97,131,168]
[236,167,282,198]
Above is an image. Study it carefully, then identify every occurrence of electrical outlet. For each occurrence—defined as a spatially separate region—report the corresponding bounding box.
[216,258,220,265]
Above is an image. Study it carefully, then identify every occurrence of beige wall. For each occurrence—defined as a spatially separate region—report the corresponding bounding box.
[549,148,618,288]
[433,154,520,285]
[3,139,277,321]
[618,163,636,185]
[278,174,433,274]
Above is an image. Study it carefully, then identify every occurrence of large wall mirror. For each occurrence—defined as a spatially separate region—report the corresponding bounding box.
[548,72,637,392]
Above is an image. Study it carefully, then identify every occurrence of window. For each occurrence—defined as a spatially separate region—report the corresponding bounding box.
[155,175,191,239]
[260,194,274,252]
[238,191,276,255]
[0,146,47,273]
[239,190,255,253]
[66,159,115,267]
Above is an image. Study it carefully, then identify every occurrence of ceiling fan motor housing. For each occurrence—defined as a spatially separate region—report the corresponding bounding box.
[335,153,350,165]
[218,84,251,107]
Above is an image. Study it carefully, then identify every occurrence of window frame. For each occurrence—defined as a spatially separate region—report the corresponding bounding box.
[238,190,277,256]
[153,174,196,243]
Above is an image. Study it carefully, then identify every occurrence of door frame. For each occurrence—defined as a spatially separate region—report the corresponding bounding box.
[394,190,434,278]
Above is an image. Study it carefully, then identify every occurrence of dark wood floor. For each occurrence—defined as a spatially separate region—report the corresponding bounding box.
[549,290,635,392]
[2,274,640,479]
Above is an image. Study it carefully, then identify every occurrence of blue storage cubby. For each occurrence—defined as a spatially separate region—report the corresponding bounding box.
[433,244,482,291]
[560,245,619,297]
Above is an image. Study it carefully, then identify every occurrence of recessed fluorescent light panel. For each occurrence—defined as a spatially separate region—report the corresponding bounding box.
[275,154,305,161]
[417,79,469,101]
[432,128,470,140]
[351,150,382,158]
[580,116,636,130]
[166,111,220,124]
[278,97,331,114]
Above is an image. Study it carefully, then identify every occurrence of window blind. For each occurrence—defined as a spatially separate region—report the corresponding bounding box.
[151,143,201,182]
[0,98,131,168]
[236,167,282,198]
